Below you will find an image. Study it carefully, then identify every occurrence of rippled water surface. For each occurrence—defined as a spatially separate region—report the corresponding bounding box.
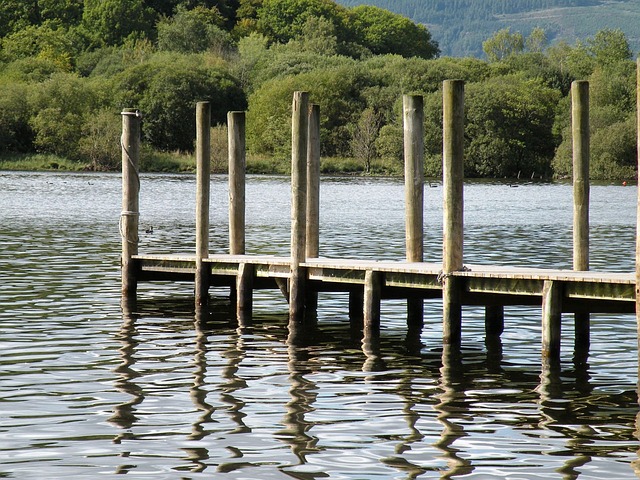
[1,171,639,479]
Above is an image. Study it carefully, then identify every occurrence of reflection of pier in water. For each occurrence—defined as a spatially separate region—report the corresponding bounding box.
[112,298,638,477]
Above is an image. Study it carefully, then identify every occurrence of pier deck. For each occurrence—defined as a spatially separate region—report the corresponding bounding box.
[133,254,635,314]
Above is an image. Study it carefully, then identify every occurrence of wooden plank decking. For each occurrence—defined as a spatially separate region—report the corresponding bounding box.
[132,254,635,314]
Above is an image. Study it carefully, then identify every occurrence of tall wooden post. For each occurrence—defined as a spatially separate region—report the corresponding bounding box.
[403,95,425,329]
[572,80,590,355]
[228,111,246,256]
[442,80,465,344]
[306,104,321,317]
[290,91,309,322]
[121,108,141,299]
[636,58,640,406]
[306,104,320,259]
[195,101,211,306]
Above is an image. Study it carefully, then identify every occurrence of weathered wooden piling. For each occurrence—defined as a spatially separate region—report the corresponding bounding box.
[485,306,505,336]
[121,108,141,298]
[542,280,562,360]
[306,104,321,315]
[306,104,321,259]
[572,80,590,353]
[403,95,425,328]
[636,58,640,400]
[228,111,246,256]
[236,262,254,324]
[290,91,309,322]
[442,80,465,344]
[363,270,382,332]
[195,102,211,306]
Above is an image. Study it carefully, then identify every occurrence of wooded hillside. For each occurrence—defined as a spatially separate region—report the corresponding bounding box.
[336,0,640,57]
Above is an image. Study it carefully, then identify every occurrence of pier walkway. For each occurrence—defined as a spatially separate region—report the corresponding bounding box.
[120,80,640,368]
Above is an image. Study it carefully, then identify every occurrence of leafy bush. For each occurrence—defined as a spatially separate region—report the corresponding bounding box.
[157,7,232,55]
[0,82,33,152]
[116,53,246,151]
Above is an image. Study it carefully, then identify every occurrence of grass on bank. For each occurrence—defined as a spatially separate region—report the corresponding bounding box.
[0,152,403,176]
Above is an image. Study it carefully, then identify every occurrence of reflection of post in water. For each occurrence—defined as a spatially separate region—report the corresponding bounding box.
[189,310,216,441]
[538,359,592,479]
[484,332,504,375]
[381,374,427,479]
[277,331,320,465]
[434,346,473,478]
[110,298,144,443]
[220,325,251,435]
[361,320,386,373]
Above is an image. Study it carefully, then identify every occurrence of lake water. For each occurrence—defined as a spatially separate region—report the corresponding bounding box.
[0,171,639,479]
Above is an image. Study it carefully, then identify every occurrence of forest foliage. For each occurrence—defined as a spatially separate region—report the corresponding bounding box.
[0,0,637,179]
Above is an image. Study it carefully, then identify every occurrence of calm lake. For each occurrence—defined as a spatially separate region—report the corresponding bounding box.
[1,171,639,479]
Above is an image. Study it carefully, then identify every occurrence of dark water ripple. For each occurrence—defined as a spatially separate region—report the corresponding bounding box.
[0,172,639,479]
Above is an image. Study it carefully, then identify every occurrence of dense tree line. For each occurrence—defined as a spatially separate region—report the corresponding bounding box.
[0,0,636,179]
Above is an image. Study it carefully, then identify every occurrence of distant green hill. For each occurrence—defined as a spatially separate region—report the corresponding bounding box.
[336,0,640,57]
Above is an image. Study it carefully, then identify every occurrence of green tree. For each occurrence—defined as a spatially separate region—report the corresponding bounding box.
[465,75,560,177]
[546,40,595,80]
[291,15,339,55]
[28,73,100,158]
[525,27,547,53]
[0,82,34,152]
[157,6,232,54]
[1,22,78,70]
[247,64,373,159]
[116,53,246,151]
[482,28,524,62]
[78,108,122,170]
[81,0,155,46]
[350,107,381,173]
[256,0,349,46]
[350,5,439,59]
[587,28,632,67]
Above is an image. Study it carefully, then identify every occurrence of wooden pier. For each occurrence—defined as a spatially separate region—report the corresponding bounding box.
[120,74,640,370]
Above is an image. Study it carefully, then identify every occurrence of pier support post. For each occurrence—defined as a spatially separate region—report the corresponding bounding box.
[636,58,640,406]
[442,80,465,345]
[542,280,562,361]
[363,270,382,333]
[290,91,309,323]
[572,80,590,355]
[306,104,321,316]
[121,108,141,299]
[237,263,254,324]
[195,102,211,307]
[229,111,246,256]
[404,94,425,330]
[485,305,504,336]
